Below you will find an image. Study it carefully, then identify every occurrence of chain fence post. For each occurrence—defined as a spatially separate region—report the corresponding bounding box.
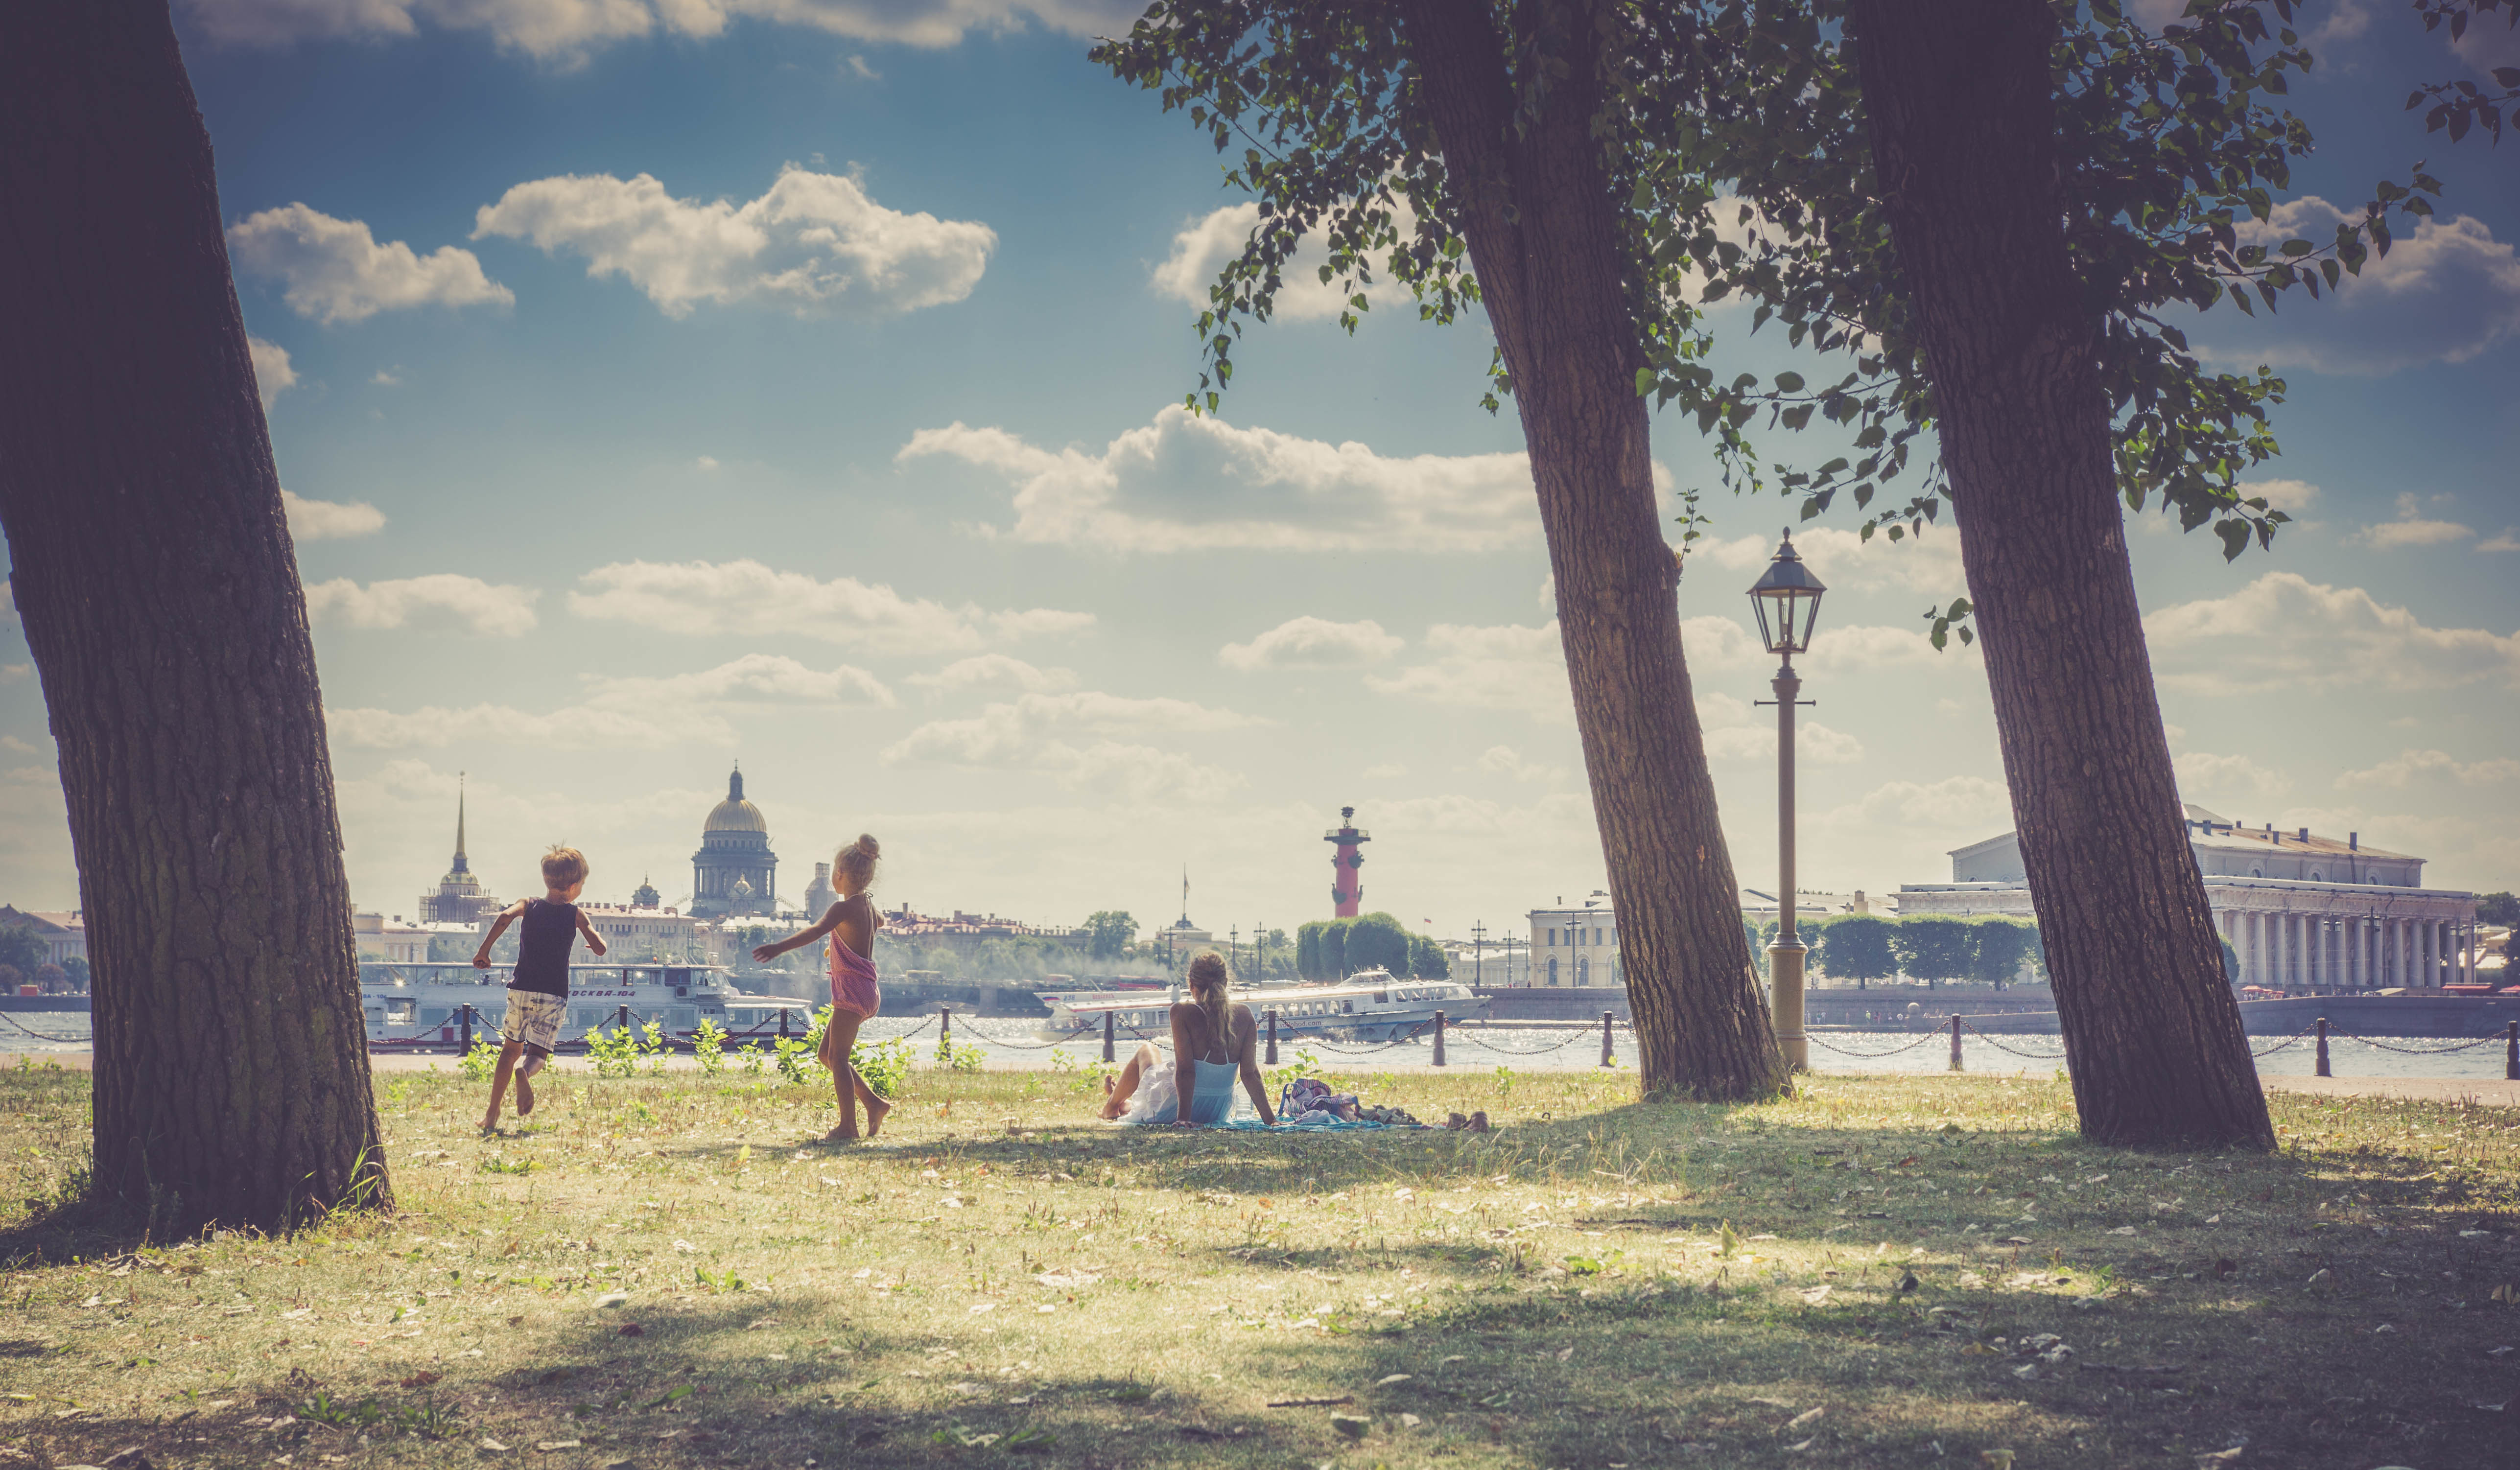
[2315,1016,2330,1077]
[458,1003,472,1055]
[1949,1013,1963,1073]
[779,1006,791,1039]
[1264,1009,1277,1065]
[1103,1009,1115,1063]
[1600,1011,1614,1069]
[941,1004,952,1052]
[616,1003,630,1035]
[2506,1020,2516,1082]
[1433,1010,1446,1068]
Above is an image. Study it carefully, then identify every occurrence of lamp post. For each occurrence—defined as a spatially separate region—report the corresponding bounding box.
[1749,531,1827,1073]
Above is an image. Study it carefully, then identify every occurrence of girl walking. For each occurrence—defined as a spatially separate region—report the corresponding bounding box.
[754,835,891,1141]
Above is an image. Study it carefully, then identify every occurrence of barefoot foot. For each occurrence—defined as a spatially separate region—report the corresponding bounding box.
[516,1073,535,1117]
[821,1125,861,1143]
[863,1096,893,1138]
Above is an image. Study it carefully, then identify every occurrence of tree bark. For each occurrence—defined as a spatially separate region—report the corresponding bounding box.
[1396,0,1783,1099]
[1850,0,2273,1147]
[0,0,394,1225]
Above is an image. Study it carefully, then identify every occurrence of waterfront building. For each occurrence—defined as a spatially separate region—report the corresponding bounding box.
[801,862,835,921]
[577,903,703,962]
[0,906,85,966]
[690,765,777,918]
[631,875,661,909]
[418,782,502,924]
[1525,891,1621,988]
[880,906,1091,957]
[352,911,432,964]
[1897,805,2483,990]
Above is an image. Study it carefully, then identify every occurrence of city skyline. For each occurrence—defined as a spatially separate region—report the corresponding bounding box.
[1,2,2515,934]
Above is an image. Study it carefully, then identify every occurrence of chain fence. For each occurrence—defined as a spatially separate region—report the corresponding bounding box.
[0,1010,91,1043]
[1804,1027,1946,1060]
[2325,1029,2507,1056]
[1958,1021,2071,1061]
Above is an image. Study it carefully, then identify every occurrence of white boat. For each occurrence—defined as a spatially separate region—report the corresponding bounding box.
[1034,968,1487,1044]
[356,961,814,1049]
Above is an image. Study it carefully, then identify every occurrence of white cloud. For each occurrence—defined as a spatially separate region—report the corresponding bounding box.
[1151,202,1416,322]
[2481,529,2520,554]
[1476,745,1565,784]
[1696,690,1865,765]
[2145,571,2520,693]
[2334,748,2520,791]
[1367,622,1568,717]
[305,574,539,635]
[2197,197,2520,374]
[907,654,1076,697]
[695,455,720,471]
[885,691,1260,765]
[282,488,386,540]
[988,608,1096,640]
[2240,478,2321,515]
[2351,491,2474,549]
[567,559,1089,655]
[327,701,730,750]
[372,368,402,386]
[1359,762,1408,780]
[1218,616,1403,671]
[589,653,894,709]
[473,166,993,319]
[881,691,1258,804]
[1685,524,1964,597]
[182,0,1140,60]
[228,203,513,325]
[1818,775,2016,856]
[2173,750,2291,799]
[248,336,298,408]
[0,665,26,683]
[900,405,1538,554]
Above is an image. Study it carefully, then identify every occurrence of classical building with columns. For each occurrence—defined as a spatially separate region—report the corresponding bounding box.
[690,765,778,919]
[1898,806,2483,992]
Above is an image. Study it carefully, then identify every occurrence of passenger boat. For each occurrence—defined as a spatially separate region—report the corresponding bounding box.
[1033,968,1488,1044]
[357,961,813,1050]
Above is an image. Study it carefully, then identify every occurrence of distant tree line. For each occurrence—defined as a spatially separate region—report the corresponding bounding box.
[1296,913,1450,981]
[1738,913,2047,990]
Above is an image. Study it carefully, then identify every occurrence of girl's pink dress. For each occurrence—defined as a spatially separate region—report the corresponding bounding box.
[829,934,881,1020]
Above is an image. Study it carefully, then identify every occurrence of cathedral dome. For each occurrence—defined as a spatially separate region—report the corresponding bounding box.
[705,767,768,835]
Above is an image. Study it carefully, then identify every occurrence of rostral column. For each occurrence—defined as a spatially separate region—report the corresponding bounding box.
[1323,806,1371,917]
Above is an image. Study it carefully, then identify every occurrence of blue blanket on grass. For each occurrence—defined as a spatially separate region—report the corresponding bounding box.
[1107,1115,1406,1131]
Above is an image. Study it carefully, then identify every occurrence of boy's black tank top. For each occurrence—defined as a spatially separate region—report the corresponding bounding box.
[510,900,578,996]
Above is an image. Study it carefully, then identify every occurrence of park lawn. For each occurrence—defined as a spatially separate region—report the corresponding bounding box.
[2,1057,2517,1470]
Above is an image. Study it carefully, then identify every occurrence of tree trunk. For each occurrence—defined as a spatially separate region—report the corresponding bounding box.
[1850,0,2273,1147]
[0,0,394,1225]
[1397,0,1783,1100]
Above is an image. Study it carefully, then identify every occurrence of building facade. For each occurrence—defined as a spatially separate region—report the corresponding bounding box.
[1899,806,2483,991]
[690,766,777,918]
[1525,891,1622,988]
[0,907,86,966]
[801,862,835,921]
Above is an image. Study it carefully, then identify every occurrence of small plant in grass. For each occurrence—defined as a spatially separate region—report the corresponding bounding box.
[773,1034,818,1085]
[851,1036,915,1098]
[587,1026,640,1079]
[694,1264,747,1293]
[459,1033,500,1082]
[736,1041,765,1075]
[639,1019,670,1076]
[479,1154,535,1175]
[692,1018,729,1074]
[934,1035,987,1072]
[1494,1064,1516,1097]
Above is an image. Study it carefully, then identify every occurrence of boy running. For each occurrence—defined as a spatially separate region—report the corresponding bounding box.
[475,844,605,1132]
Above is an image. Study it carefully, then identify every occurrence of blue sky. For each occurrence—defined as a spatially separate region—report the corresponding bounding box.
[1,0,2515,940]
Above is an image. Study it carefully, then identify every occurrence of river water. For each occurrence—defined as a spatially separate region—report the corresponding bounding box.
[8,1011,2509,1082]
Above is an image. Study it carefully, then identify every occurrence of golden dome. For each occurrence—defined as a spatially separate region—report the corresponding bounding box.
[704,767,768,835]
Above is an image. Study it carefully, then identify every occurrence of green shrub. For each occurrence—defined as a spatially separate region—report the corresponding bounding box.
[692,1018,729,1075]
[850,1036,915,1098]
[459,1033,500,1083]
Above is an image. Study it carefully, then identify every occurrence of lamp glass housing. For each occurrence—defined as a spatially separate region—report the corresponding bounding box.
[1746,533,1828,656]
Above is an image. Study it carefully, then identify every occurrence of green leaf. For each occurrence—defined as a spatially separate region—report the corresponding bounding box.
[1635,367,1657,397]
[1774,371,1806,394]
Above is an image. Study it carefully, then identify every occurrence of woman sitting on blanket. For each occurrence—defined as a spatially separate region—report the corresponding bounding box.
[1099,950,1278,1127]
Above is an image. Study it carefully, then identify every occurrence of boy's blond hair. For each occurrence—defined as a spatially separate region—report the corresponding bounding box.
[541,844,589,888]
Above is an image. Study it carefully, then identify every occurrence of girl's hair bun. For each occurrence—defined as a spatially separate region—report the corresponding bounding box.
[855,833,880,860]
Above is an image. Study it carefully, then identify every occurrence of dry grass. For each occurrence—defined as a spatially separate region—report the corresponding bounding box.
[3,1056,2517,1470]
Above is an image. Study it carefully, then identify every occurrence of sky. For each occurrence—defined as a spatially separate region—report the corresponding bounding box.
[1,0,2516,943]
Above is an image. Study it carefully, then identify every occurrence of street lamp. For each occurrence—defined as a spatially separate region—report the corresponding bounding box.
[1749,531,1827,1072]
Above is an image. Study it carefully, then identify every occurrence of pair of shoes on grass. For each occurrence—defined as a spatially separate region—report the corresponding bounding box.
[1443,1110,1492,1134]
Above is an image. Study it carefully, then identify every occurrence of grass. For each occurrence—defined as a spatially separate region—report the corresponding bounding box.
[2,1056,2517,1470]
